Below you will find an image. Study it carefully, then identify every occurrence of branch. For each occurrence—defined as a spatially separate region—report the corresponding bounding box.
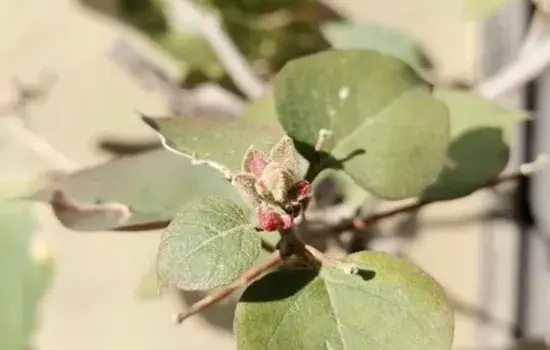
[326,156,548,235]
[476,9,550,99]
[173,250,283,323]
[107,38,246,117]
[1,77,79,173]
[164,0,266,99]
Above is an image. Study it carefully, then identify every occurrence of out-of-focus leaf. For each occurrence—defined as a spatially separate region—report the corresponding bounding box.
[321,21,432,70]
[136,261,161,300]
[235,251,454,350]
[275,50,450,199]
[0,200,54,350]
[157,196,261,291]
[421,89,528,202]
[31,149,242,231]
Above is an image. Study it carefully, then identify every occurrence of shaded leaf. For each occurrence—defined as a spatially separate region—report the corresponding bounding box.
[157,196,261,291]
[0,201,54,350]
[422,89,528,202]
[235,251,454,350]
[275,50,450,199]
[321,21,432,70]
[466,0,517,19]
[31,149,242,231]
[96,137,160,156]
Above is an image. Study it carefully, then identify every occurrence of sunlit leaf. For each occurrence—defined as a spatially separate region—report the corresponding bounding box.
[275,50,450,199]
[236,251,454,350]
[157,196,261,290]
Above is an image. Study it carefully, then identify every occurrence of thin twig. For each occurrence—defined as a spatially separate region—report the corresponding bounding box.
[164,0,266,99]
[1,78,79,173]
[328,156,548,235]
[174,250,283,323]
[476,9,550,99]
[107,38,246,117]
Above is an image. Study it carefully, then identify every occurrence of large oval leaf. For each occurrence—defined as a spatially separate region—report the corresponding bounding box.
[421,89,528,202]
[274,50,450,199]
[321,22,432,70]
[157,196,261,291]
[31,149,242,231]
[235,251,454,350]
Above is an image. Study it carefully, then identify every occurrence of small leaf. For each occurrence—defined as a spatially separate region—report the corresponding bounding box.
[321,21,432,70]
[31,149,242,231]
[466,0,517,19]
[421,89,528,202]
[235,251,454,350]
[275,50,450,199]
[157,196,261,291]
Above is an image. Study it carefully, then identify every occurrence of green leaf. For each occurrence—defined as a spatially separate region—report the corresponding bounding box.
[0,201,54,350]
[321,22,432,70]
[275,50,450,199]
[466,0,517,19]
[235,251,454,350]
[421,89,528,202]
[31,149,242,231]
[141,95,296,173]
[157,196,261,290]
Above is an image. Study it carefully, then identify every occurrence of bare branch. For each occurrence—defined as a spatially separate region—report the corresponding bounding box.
[322,156,549,236]
[1,78,79,173]
[107,38,246,117]
[174,250,283,323]
[163,0,266,99]
[476,9,550,99]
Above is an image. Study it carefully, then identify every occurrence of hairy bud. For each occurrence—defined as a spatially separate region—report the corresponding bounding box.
[257,205,293,232]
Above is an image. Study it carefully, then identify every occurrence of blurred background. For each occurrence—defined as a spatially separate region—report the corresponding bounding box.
[1,0,549,349]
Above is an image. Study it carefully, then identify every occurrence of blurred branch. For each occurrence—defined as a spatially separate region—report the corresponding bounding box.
[476,9,550,99]
[0,77,79,173]
[107,39,246,117]
[163,0,267,99]
[316,155,549,237]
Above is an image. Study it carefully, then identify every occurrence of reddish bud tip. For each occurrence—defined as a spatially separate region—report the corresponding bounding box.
[257,206,293,232]
[293,180,311,200]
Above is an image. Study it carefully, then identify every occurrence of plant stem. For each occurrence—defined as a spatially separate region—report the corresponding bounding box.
[319,156,548,237]
[165,0,266,99]
[174,250,283,323]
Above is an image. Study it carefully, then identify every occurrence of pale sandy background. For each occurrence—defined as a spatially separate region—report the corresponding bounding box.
[0,0,516,349]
